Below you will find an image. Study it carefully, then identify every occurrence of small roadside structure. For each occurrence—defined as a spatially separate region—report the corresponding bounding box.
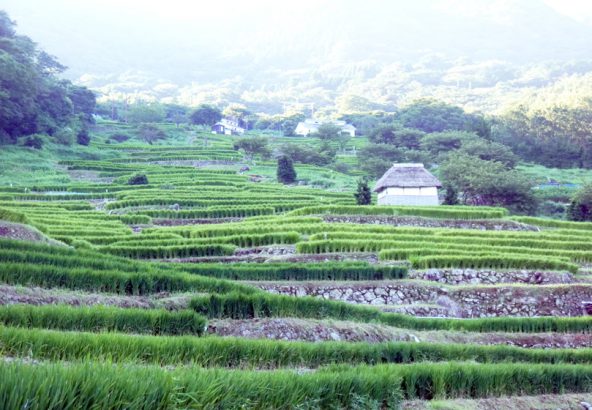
[211,119,245,135]
[374,163,441,206]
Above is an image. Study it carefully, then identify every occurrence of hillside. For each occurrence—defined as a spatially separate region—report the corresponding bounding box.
[1,122,592,408]
[2,2,592,408]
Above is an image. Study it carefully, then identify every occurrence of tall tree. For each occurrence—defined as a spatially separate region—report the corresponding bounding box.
[233,137,270,162]
[277,156,297,184]
[354,179,372,205]
[190,104,222,126]
[314,123,342,141]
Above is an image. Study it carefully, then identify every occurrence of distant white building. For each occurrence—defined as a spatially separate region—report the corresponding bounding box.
[294,119,356,137]
[211,119,245,135]
[374,163,442,206]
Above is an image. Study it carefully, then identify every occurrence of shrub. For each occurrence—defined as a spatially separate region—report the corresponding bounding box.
[76,129,90,145]
[23,135,43,149]
[567,184,592,222]
[110,133,131,143]
[128,174,149,185]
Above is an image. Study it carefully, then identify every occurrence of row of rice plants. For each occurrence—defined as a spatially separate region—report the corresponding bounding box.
[0,360,403,409]
[135,205,275,219]
[310,232,592,251]
[288,205,509,219]
[3,326,592,369]
[0,305,206,336]
[107,231,300,249]
[409,255,578,272]
[0,241,257,295]
[378,245,589,266]
[176,261,408,281]
[3,360,592,406]
[102,243,237,258]
[512,216,592,230]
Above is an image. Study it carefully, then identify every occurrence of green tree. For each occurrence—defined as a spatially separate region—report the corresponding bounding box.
[314,123,342,141]
[420,131,475,157]
[494,101,592,168]
[398,99,490,136]
[354,179,372,205]
[567,184,592,221]
[127,103,165,124]
[369,125,424,149]
[358,143,406,178]
[442,183,459,205]
[277,156,297,184]
[233,137,270,161]
[279,143,333,166]
[458,139,518,168]
[0,12,94,145]
[190,105,222,126]
[137,124,167,144]
[440,152,537,214]
[223,103,250,127]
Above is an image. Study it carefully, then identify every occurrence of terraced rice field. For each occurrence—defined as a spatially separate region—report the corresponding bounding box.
[1,135,592,409]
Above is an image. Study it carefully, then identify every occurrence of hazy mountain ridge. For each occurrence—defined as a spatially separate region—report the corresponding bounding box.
[5,0,592,113]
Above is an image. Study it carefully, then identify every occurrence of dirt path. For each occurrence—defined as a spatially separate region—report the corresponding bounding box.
[0,221,60,244]
[403,394,592,410]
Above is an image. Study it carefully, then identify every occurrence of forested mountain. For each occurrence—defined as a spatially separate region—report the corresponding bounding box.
[3,0,592,114]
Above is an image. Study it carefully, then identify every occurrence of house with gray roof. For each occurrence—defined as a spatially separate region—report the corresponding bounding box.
[374,163,441,206]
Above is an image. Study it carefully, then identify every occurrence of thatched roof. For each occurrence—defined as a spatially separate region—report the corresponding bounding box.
[374,163,442,192]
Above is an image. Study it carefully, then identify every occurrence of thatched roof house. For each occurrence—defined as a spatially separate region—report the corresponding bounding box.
[374,163,441,206]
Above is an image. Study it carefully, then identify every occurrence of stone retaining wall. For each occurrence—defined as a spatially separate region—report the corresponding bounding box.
[254,281,592,318]
[410,269,573,285]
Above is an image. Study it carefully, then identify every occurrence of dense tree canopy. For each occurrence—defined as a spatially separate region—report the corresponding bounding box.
[494,101,592,168]
[233,137,270,161]
[190,104,222,126]
[0,11,95,145]
[278,143,334,166]
[440,153,537,214]
[397,99,490,136]
[126,103,166,124]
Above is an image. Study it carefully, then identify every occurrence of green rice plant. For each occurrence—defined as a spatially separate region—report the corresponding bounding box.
[0,240,257,295]
[0,360,402,409]
[0,304,206,336]
[512,216,592,230]
[101,243,236,258]
[409,255,579,273]
[4,326,592,369]
[135,205,275,219]
[0,207,29,223]
[0,361,173,410]
[2,360,592,405]
[176,261,408,281]
[288,205,508,219]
